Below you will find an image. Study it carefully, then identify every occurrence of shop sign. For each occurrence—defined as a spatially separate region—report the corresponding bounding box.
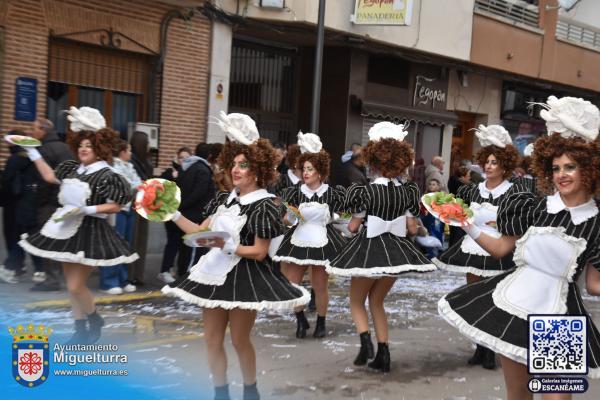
[413,75,446,109]
[14,77,37,122]
[351,0,414,25]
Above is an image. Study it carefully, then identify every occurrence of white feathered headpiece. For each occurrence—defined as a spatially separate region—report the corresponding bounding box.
[212,111,259,145]
[66,106,106,132]
[537,96,599,142]
[473,124,512,148]
[368,121,409,142]
[297,131,322,154]
[523,143,534,157]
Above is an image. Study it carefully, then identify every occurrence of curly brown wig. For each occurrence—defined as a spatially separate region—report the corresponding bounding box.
[475,145,519,180]
[286,144,302,170]
[218,138,278,188]
[67,128,119,163]
[298,150,331,182]
[519,156,532,175]
[532,133,600,195]
[364,138,414,178]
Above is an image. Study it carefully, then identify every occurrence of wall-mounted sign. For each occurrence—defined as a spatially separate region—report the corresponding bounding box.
[413,75,446,109]
[260,0,285,9]
[351,0,414,25]
[14,77,37,121]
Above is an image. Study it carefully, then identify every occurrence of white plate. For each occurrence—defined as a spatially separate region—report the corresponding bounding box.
[420,194,474,227]
[4,134,42,147]
[183,231,231,247]
[134,178,181,222]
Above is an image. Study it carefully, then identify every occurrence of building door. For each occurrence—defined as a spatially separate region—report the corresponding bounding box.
[452,112,476,168]
[229,39,298,144]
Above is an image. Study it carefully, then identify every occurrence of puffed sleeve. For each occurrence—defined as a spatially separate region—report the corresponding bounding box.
[456,183,476,205]
[403,181,421,217]
[200,192,230,220]
[345,184,367,215]
[280,186,298,204]
[100,172,134,205]
[589,242,600,272]
[54,160,80,180]
[330,185,347,213]
[248,199,284,239]
[497,191,538,236]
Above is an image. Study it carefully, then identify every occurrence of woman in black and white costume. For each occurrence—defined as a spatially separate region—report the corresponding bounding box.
[433,124,526,369]
[326,122,436,372]
[269,143,302,196]
[162,113,309,400]
[438,96,600,400]
[18,107,138,344]
[273,132,347,339]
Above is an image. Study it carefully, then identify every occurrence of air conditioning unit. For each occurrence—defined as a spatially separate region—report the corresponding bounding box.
[127,122,159,149]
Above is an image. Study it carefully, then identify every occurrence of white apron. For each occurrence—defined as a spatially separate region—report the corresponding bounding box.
[290,202,330,248]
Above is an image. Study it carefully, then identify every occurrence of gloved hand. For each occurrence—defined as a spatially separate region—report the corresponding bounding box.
[221,238,238,256]
[461,224,482,240]
[53,206,98,222]
[170,211,182,222]
[24,147,42,162]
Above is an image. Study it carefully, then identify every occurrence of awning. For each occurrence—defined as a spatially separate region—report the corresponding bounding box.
[361,101,457,126]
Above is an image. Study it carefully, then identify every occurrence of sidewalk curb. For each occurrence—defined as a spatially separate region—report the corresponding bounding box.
[24,291,164,310]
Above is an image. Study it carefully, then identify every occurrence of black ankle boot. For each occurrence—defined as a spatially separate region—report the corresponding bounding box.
[214,384,230,400]
[482,347,497,370]
[87,311,105,344]
[308,288,316,312]
[295,311,310,338]
[313,315,326,338]
[354,331,375,366]
[368,342,391,372]
[467,344,484,365]
[243,382,260,400]
[65,319,89,344]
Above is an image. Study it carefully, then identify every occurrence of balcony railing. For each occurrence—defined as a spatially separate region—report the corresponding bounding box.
[474,0,539,29]
[556,19,600,50]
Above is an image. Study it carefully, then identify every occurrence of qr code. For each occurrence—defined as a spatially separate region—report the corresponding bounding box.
[528,315,587,375]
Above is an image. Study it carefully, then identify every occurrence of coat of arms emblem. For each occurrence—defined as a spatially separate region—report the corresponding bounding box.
[9,324,52,388]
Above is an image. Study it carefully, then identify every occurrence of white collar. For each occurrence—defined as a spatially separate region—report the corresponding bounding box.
[287,169,301,185]
[300,183,329,199]
[77,160,110,175]
[227,188,275,205]
[372,177,401,186]
[478,180,512,199]
[546,192,598,225]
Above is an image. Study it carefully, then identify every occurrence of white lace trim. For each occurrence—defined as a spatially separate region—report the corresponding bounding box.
[58,179,92,206]
[19,235,139,267]
[272,255,329,266]
[290,202,330,248]
[432,258,506,277]
[438,297,527,364]
[438,296,600,379]
[40,208,85,240]
[160,283,311,311]
[492,226,586,320]
[325,262,437,277]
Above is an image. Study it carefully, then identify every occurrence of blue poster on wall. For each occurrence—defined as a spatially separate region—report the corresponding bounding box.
[14,77,37,121]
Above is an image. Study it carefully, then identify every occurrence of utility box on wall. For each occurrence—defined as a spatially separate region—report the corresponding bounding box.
[128,122,160,149]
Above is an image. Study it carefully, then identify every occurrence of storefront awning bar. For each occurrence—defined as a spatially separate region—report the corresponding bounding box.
[361,102,457,127]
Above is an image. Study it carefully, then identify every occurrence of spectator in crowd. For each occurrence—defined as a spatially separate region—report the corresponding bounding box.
[411,158,427,194]
[207,143,233,192]
[128,131,154,286]
[447,165,472,247]
[420,178,445,259]
[0,131,45,284]
[99,140,141,294]
[157,147,192,284]
[336,146,368,187]
[273,142,288,175]
[30,118,75,291]
[175,142,216,276]
[425,156,448,193]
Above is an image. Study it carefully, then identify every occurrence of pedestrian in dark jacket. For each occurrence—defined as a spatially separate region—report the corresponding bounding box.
[336,147,368,187]
[30,120,75,291]
[157,146,192,284]
[127,131,154,286]
[175,143,216,276]
[0,134,45,284]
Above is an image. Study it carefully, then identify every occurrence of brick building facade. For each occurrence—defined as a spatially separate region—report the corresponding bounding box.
[0,0,211,169]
